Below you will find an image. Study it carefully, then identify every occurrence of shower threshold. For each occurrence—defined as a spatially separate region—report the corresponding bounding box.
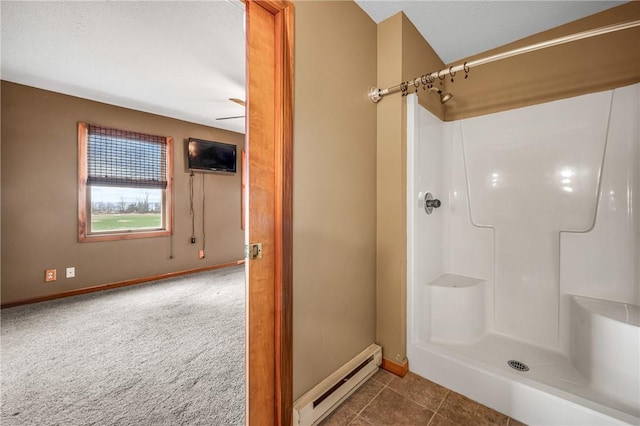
[409,333,639,425]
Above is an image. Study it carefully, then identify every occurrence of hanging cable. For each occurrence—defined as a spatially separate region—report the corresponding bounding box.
[189,171,196,244]
[201,173,206,254]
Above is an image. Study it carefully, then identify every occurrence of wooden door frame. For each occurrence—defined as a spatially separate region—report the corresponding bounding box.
[246,1,294,425]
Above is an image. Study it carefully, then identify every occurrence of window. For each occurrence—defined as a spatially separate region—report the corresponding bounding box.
[78,123,173,242]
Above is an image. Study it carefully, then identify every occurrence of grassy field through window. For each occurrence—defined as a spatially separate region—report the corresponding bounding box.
[91,213,162,231]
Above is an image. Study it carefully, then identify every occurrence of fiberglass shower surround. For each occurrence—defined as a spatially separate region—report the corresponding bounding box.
[406,84,640,425]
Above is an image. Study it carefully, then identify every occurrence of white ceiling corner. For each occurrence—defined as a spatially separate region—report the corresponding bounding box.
[354,1,627,64]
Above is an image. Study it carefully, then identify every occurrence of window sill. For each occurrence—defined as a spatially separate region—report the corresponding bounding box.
[79,229,171,243]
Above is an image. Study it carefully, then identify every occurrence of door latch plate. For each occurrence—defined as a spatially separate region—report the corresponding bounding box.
[245,243,263,260]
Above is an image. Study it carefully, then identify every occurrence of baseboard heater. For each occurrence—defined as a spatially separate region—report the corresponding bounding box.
[293,343,382,426]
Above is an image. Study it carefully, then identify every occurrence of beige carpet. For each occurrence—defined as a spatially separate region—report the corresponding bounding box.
[1,265,245,425]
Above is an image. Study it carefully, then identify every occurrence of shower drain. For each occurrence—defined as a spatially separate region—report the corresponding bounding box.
[507,360,530,372]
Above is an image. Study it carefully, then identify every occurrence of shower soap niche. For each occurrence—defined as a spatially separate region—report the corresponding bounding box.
[427,274,486,343]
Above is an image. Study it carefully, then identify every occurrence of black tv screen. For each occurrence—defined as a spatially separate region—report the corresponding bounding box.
[187,138,237,173]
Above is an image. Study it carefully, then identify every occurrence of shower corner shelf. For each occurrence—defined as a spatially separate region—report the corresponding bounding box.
[427,273,485,288]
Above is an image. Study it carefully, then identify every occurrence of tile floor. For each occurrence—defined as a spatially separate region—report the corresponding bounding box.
[320,369,527,426]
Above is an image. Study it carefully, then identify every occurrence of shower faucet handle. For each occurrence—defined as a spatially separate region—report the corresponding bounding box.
[424,192,441,215]
[427,198,441,208]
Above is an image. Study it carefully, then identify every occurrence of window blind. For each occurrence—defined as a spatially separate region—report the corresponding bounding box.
[86,125,168,189]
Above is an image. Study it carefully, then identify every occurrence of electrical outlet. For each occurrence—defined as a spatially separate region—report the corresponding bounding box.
[66,267,76,278]
[45,269,57,282]
[199,249,205,259]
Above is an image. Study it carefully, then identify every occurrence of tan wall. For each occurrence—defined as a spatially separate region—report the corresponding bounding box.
[376,13,445,365]
[376,13,405,367]
[293,0,377,399]
[1,81,245,305]
[1,82,3,292]
[402,15,446,120]
[443,2,640,120]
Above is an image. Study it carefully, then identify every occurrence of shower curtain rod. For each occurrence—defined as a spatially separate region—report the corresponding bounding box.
[368,19,640,103]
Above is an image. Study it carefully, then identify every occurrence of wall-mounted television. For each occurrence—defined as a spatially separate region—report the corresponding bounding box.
[187,138,237,173]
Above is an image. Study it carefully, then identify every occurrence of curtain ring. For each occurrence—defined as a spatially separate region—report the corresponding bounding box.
[425,74,436,88]
[449,66,456,82]
[400,81,408,96]
[464,62,470,79]
[437,70,445,81]
[421,75,430,90]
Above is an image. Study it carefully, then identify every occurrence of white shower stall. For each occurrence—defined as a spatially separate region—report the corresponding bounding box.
[406,84,639,425]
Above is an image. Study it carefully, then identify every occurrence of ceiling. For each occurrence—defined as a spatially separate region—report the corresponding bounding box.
[1,1,626,135]
[1,1,246,133]
[354,1,627,64]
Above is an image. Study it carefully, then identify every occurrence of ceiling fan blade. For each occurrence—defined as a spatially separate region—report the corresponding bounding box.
[216,115,246,120]
[229,98,246,107]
